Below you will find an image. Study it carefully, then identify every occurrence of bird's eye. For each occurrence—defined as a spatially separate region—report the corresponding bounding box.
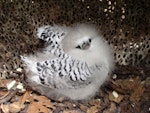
[76,45,81,49]
[89,38,92,42]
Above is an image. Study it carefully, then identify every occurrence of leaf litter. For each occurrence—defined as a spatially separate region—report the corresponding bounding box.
[0,66,149,113]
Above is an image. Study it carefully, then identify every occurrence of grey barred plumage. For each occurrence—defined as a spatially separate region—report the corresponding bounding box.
[21,23,114,101]
[36,55,99,89]
[37,25,66,43]
[37,25,66,57]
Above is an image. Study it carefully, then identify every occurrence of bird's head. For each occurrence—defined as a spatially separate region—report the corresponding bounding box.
[61,24,114,70]
[62,24,99,51]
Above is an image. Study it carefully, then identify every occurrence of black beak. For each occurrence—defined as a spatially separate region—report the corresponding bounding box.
[82,40,91,50]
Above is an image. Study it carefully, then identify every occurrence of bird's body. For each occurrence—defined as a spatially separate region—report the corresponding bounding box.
[21,24,114,101]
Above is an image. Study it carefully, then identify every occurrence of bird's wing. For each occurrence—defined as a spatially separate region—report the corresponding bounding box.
[35,56,98,89]
[36,25,66,44]
[36,25,67,57]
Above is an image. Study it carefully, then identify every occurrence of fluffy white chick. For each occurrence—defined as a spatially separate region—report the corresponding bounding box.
[21,24,114,101]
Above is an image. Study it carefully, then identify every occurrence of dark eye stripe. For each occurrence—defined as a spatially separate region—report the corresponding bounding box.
[76,45,81,49]
[89,38,92,42]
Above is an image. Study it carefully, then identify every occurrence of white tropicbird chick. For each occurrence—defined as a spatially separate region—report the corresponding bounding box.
[21,24,114,101]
